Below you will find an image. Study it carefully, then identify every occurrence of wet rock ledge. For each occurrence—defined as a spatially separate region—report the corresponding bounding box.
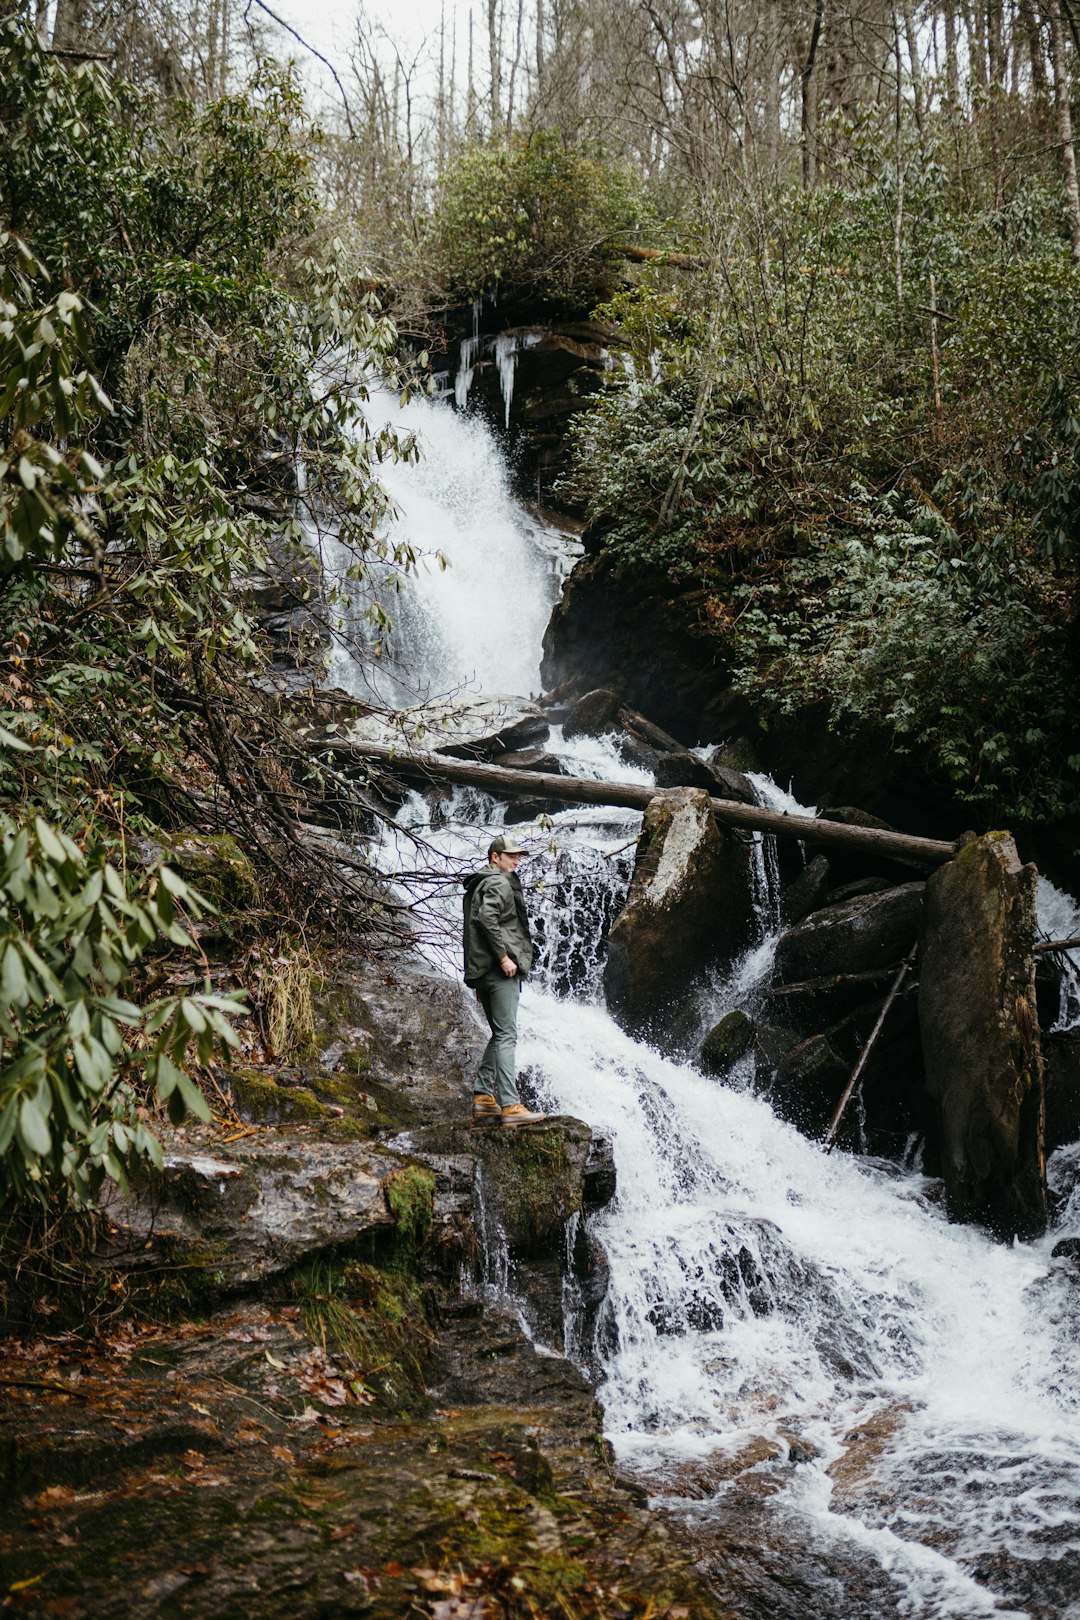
[0,951,715,1620]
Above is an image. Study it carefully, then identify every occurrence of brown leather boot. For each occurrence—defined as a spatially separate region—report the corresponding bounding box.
[500,1103,547,1128]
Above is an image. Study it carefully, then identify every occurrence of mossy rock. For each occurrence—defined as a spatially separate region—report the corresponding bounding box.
[700,1008,754,1076]
[472,1123,590,1256]
[158,831,259,912]
[714,736,762,774]
[384,1165,436,1251]
[228,1066,330,1126]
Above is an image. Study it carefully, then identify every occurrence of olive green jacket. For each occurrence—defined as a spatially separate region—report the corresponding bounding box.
[462,866,534,986]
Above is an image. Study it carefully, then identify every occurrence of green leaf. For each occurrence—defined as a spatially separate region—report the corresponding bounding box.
[17,1095,52,1158]
[0,724,32,753]
[1,944,28,1007]
[181,998,207,1033]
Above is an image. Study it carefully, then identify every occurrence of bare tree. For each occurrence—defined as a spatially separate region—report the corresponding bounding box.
[1046,0,1080,261]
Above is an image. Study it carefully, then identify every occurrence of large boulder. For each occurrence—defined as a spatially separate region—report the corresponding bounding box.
[562,688,687,770]
[780,854,832,925]
[603,788,754,1036]
[766,1034,849,1137]
[918,831,1047,1239]
[562,686,622,739]
[773,883,925,984]
[318,694,550,760]
[99,1132,400,1286]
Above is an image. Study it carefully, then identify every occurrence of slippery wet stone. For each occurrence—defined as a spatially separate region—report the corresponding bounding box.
[402,1116,598,1257]
[780,854,831,924]
[604,787,754,1037]
[99,1131,399,1286]
[700,1009,755,1076]
[774,882,925,984]
[1045,1033,1080,1154]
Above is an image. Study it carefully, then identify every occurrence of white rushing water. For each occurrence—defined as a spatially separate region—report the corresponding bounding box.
[337,392,1080,1618]
[320,384,573,704]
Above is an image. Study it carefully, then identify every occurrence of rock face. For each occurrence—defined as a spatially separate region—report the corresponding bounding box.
[774,883,925,983]
[446,321,615,503]
[604,788,754,1036]
[541,556,741,744]
[918,831,1047,1239]
[100,1133,398,1285]
[700,1009,754,1076]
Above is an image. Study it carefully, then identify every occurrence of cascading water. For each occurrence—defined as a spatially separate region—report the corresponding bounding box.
[319,384,576,705]
[334,393,1080,1618]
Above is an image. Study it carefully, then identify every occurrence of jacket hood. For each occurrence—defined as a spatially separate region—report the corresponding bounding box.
[463,867,498,896]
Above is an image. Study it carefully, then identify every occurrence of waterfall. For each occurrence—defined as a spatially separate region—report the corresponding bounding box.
[330,391,1080,1620]
[320,385,575,704]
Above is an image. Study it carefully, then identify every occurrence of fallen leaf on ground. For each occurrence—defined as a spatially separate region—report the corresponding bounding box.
[34,1486,74,1510]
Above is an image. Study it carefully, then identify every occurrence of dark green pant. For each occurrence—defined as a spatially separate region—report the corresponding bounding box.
[475,971,522,1108]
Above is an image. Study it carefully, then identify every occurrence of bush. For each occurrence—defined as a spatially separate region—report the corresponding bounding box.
[0,810,240,1205]
[0,24,419,1206]
[426,132,643,310]
[732,500,1079,824]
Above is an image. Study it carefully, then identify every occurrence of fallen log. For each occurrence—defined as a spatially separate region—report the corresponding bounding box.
[618,244,706,270]
[315,739,959,866]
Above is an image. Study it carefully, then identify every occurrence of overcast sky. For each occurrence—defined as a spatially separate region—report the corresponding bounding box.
[266,0,469,118]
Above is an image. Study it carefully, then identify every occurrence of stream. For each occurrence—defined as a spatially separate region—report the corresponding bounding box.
[329,385,1080,1620]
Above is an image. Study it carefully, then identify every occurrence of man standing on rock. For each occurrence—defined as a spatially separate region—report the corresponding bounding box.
[463,835,546,1127]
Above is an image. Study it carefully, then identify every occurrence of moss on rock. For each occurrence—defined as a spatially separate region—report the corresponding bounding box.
[384,1165,436,1251]
[158,831,259,912]
[478,1127,583,1255]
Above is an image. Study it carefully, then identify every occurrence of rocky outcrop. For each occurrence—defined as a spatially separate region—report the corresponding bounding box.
[918,831,1047,1239]
[604,788,754,1036]
[99,1133,401,1285]
[446,320,616,504]
[774,883,925,983]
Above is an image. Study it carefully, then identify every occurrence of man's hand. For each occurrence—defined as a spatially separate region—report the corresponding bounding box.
[500,955,518,978]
